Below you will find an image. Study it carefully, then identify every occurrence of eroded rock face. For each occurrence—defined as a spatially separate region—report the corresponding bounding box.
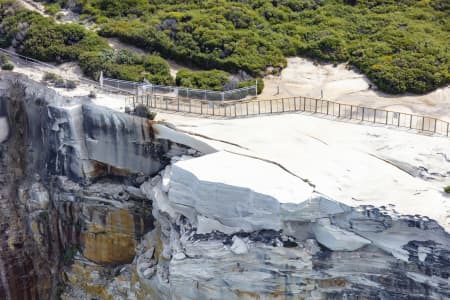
[0,73,449,300]
[136,152,450,299]
[0,74,207,299]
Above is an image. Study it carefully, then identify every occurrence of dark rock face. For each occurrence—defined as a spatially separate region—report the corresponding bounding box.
[0,74,196,299]
[0,79,56,299]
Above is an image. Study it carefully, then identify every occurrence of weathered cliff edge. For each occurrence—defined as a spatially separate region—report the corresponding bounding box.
[0,73,449,299]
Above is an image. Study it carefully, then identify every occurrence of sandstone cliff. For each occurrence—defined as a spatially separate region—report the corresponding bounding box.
[0,73,448,299]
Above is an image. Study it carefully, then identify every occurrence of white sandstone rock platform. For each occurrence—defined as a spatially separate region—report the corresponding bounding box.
[157,112,450,233]
[164,151,356,233]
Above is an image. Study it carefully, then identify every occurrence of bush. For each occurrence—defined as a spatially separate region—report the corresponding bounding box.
[0,54,9,65]
[445,186,450,194]
[239,78,264,95]
[43,72,60,82]
[1,62,14,70]
[176,69,230,91]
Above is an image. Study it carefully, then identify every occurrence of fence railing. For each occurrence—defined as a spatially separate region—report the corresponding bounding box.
[131,94,450,137]
[0,47,134,94]
[103,77,257,101]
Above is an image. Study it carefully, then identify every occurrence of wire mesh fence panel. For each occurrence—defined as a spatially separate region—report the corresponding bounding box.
[422,117,436,133]
[375,110,389,124]
[435,120,449,136]
[397,113,411,128]
[316,100,328,114]
[328,102,338,117]
[339,104,351,119]
[409,115,422,130]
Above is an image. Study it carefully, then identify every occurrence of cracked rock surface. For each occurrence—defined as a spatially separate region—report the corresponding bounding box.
[0,73,449,299]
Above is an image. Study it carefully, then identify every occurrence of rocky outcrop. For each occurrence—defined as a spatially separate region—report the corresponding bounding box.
[136,151,450,299]
[0,73,209,299]
[0,73,449,299]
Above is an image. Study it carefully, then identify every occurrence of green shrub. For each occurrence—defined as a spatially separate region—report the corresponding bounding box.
[1,62,14,70]
[239,78,264,95]
[45,3,61,16]
[0,54,9,65]
[43,72,61,82]
[176,69,230,91]
[444,186,450,194]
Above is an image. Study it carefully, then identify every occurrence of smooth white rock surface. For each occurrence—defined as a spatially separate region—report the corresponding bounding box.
[312,218,371,251]
[168,151,315,233]
[156,112,450,233]
[0,117,8,143]
[230,236,248,255]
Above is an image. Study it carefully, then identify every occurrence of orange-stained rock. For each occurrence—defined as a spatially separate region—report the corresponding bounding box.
[82,208,137,265]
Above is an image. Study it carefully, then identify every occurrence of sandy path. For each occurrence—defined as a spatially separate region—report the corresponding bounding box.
[261,58,450,121]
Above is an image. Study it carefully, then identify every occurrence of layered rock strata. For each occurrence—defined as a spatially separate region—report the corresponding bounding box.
[0,73,449,299]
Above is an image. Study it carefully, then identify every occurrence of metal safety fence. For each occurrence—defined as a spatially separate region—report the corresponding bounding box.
[103,77,257,101]
[129,94,450,137]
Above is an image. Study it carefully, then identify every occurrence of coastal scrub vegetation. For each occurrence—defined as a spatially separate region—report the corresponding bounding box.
[79,0,448,94]
[1,0,449,94]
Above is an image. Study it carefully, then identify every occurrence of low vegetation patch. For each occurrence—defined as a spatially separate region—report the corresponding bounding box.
[2,0,448,94]
[74,0,449,94]
[444,186,450,194]
[0,54,14,70]
[42,72,77,89]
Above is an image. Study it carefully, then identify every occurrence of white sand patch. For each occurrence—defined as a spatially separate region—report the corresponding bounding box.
[0,117,8,143]
[156,112,450,232]
[261,57,450,122]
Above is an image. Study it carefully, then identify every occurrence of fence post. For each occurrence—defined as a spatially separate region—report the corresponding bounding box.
[397,114,400,127]
[258,101,261,115]
[282,98,285,112]
[294,97,297,111]
[338,104,341,117]
[409,115,413,128]
[165,97,168,110]
[374,109,376,123]
[303,97,306,111]
[246,102,249,115]
[350,105,353,119]
[177,98,180,112]
[212,102,215,116]
[421,117,425,131]
[234,103,237,117]
[447,122,449,137]
[434,118,437,133]
[385,111,388,124]
[326,101,329,115]
[201,102,203,115]
[362,107,365,121]
[315,99,318,113]
[270,100,273,113]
